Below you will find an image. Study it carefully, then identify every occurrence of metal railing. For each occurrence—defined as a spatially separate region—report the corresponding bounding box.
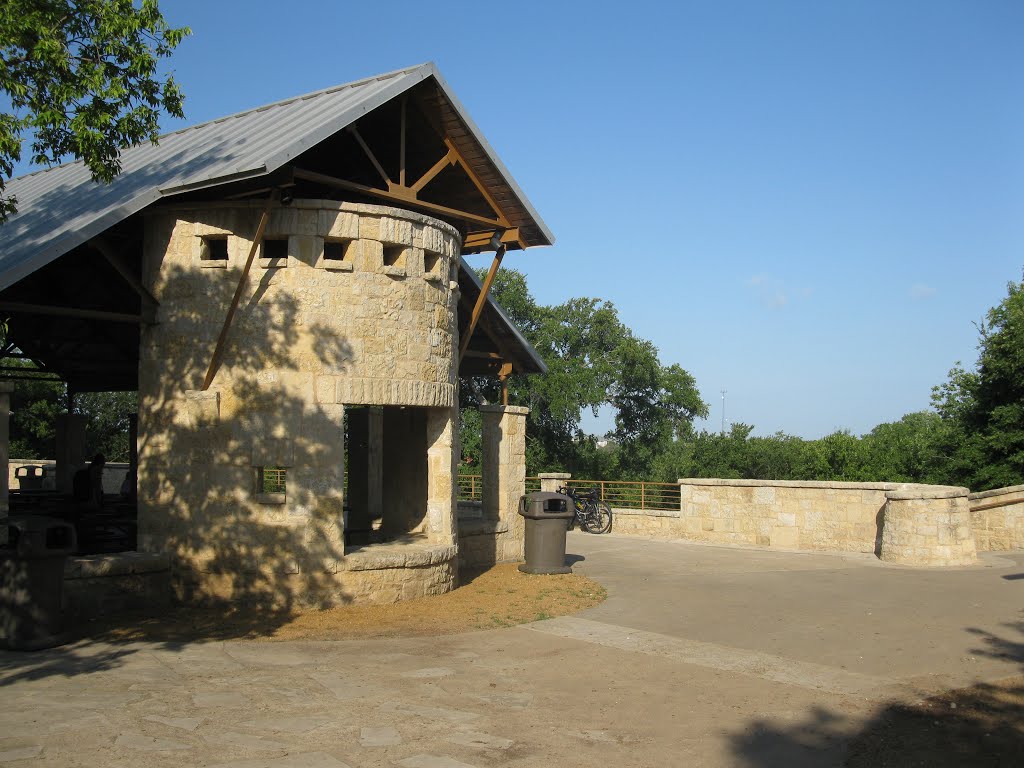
[260,467,287,494]
[457,474,481,502]
[563,479,679,511]
[456,475,679,511]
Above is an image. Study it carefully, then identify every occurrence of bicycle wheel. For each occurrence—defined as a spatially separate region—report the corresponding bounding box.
[582,500,613,534]
[581,499,610,536]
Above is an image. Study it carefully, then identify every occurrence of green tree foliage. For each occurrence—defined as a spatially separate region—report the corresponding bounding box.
[6,359,136,462]
[932,278,1024,490]
[460,269,707,478]
[0,0,189,219]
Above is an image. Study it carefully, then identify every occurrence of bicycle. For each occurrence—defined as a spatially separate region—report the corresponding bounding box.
[558,486,613,534]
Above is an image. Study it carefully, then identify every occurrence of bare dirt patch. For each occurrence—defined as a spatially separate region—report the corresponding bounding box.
[82,563,606,644]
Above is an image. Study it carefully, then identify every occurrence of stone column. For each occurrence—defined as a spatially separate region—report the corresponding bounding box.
[880,487,977,566]
[0,382,12,547]
[481,405,529,560]
[55,413,87,494]
[426,406,457,544]
[539,472,571,493]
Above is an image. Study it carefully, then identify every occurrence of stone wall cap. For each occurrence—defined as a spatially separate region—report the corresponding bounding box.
[153,198,461,239]
[885,486,969,501]
[538,472,572,479]
[65,551,171,579]
[969,484,1024,501]
[677,478,909,491]
[343,542,457,571]
[479,405,530,415]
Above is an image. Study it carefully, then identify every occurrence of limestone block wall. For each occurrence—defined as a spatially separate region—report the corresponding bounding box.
[598,478,991,565]
[676,479,899,553]
[970,485,1024,551]
[137,200,461,606]
[879,487,976,566]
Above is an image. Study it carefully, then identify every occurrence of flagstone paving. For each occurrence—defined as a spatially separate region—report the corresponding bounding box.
[1,533,1021,766]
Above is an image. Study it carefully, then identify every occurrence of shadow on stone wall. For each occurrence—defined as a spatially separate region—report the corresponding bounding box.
[137,259,355,615]
[727,622,1024,767]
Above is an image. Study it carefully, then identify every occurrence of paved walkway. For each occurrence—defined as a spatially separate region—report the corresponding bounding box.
[1,534,1022,767]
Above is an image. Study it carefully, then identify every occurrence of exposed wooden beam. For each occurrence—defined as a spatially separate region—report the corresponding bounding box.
[347,125,392,187]
[91,236,159,324]
[291,167,507,229]
[409,148,457,194]
[444,138,512,228]
[499,362,513,406]
[459,244,506,362]
[399,96,407,188]
[201,191,277,391]
[463,228,523,251]
[0,302,142,324]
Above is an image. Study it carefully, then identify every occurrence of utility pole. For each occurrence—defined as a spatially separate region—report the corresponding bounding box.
[720,389,727,435]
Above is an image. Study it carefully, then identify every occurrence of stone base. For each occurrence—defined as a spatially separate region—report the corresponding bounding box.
[173,540,458,608]
[64,551,171,622]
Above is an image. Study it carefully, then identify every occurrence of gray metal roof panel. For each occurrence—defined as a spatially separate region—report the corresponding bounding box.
[0,62,554,293]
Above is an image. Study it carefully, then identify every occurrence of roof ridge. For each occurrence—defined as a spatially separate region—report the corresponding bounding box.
[7,63,434,183]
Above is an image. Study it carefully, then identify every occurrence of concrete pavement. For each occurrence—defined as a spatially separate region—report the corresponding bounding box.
[1,532,1021,767]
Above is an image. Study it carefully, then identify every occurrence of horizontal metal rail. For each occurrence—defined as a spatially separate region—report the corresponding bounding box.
[456,475,680,511]
[563,479,679,511]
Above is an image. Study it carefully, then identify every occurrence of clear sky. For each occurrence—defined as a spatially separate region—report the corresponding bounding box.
[11,0,1023,438]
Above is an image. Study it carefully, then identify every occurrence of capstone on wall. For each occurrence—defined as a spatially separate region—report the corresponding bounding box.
[137,200,462,606]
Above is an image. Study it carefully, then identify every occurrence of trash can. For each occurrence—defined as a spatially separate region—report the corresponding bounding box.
[518,491,574,574]
[0,516,77,651]
[14,465,46,491]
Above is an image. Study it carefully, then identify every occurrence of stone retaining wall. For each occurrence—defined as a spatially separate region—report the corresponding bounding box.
[970,484,1024,551]
[601,478,1019,567]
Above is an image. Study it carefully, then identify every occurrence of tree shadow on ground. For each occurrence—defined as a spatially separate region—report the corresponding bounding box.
[729,623,1024,767]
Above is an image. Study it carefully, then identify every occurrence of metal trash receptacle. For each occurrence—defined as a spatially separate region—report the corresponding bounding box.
[518,491,574,574]
[15,465,46,491]
[1,516,77,651]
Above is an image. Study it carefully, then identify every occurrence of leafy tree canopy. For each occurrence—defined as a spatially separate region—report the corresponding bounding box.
[0,0,189,220]
[460,268,707,478]
[933,277,1024,490]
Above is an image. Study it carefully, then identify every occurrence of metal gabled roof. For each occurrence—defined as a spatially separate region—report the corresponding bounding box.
[0,62,553,293]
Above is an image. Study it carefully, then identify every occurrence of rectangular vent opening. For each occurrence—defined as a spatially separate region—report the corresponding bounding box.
[382,244,406,269]
[262,237,289,262]
[324,238,355,263]
[423,250,441,277]
[200,236,228,262]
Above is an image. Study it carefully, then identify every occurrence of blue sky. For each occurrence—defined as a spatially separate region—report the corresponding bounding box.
[11,1,1023,438]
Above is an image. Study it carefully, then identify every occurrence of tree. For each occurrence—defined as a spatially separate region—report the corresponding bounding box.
[460,269,707,478]
[933,278,1024,490]
[0,0,189,220]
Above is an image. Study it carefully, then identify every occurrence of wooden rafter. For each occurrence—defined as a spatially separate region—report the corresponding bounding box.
[409,148,457,194]
[91,236,159,324]
[442,138,511,228]
[463,228,523,252]
[347,125,391,187]
[324,110,515,242]
[291,167,506,229]
[459,245,506,362]
[0,301,142,324]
